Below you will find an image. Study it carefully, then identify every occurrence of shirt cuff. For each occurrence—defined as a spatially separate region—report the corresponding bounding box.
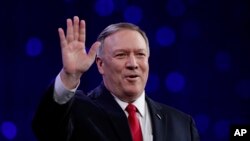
[53,73,80,104]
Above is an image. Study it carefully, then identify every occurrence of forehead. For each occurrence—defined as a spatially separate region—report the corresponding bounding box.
[103,29,147,51]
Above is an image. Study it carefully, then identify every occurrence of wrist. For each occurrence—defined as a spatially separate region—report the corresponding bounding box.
[60,69,81,89]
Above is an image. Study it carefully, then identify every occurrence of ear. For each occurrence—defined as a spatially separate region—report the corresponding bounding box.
[96,57,104,74]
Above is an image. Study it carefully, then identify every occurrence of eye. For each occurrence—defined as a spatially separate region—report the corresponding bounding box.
[116,53,125,56]
[137,53,146,57]
[115,53,127,58]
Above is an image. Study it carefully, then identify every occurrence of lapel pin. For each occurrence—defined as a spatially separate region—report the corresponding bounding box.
[156,114,161,119]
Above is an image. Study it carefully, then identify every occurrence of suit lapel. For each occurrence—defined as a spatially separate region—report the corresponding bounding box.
[91,84,132,141]
[90,84,169,141]
[146,97,167,141]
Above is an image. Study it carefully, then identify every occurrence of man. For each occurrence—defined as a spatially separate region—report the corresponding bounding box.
[32,16,200,141]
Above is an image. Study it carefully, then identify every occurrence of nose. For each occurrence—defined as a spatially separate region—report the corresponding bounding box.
[126,54,138,70]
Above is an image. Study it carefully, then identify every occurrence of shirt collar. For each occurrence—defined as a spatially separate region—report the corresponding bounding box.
[113,91,145,117]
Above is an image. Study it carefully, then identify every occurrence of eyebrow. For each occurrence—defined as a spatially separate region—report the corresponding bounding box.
[113,48,147,53]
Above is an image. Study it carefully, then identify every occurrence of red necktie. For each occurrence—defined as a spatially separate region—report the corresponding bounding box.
[126,103,143,141]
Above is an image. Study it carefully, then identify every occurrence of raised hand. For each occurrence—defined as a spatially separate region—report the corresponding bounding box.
[58,16,100,89]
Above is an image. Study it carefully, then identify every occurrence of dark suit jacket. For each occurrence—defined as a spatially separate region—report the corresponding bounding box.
[32,82,199,141]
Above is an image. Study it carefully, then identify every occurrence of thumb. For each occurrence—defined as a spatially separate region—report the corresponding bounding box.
[88,41,101,59]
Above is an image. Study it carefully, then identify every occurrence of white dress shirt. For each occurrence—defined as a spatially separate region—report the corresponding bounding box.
[53,74,153,141]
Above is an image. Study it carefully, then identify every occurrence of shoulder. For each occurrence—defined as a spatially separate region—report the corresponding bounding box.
[147,97,193,122]
[74,83,104,100]
[148,97,200,140]
[74,83,112,103]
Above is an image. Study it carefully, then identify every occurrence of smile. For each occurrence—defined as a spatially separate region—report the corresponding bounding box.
[125,75,139,81]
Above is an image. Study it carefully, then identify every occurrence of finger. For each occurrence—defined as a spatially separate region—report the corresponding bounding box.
[73,16,79,40]
[66,18,74,42]
[88,41,101,59]
[58,28,67,49]
[79,20,86,42]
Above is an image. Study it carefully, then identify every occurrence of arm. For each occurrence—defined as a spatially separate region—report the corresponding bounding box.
[32,16,100,141]
[32,82,74,141]
[53,73,79,105]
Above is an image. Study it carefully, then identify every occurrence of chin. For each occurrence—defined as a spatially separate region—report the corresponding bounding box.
[124,88,143,96]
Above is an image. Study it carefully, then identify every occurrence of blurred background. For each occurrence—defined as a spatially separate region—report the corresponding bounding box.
[1,0,249,140]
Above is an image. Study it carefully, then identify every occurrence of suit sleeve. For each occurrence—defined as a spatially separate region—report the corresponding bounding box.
[190,117,200,141]
[32,82,74,141]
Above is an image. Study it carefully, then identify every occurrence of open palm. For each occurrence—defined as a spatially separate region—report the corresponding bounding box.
[58,16,100,78]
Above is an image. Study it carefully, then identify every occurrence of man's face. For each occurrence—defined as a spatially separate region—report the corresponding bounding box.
[97,29,149,102]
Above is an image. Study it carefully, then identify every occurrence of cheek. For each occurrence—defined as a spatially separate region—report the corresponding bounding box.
[105,61,123,75]
[141,61,149,71]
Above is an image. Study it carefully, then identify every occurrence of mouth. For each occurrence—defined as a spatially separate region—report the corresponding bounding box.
[125,74,139,81]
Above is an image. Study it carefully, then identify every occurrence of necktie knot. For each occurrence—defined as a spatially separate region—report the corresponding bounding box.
[126,103,137,113]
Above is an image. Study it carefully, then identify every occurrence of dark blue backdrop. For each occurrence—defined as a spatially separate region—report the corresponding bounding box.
[1,0,249,140]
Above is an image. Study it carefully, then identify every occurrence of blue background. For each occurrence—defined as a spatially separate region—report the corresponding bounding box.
[0,0,249,140]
